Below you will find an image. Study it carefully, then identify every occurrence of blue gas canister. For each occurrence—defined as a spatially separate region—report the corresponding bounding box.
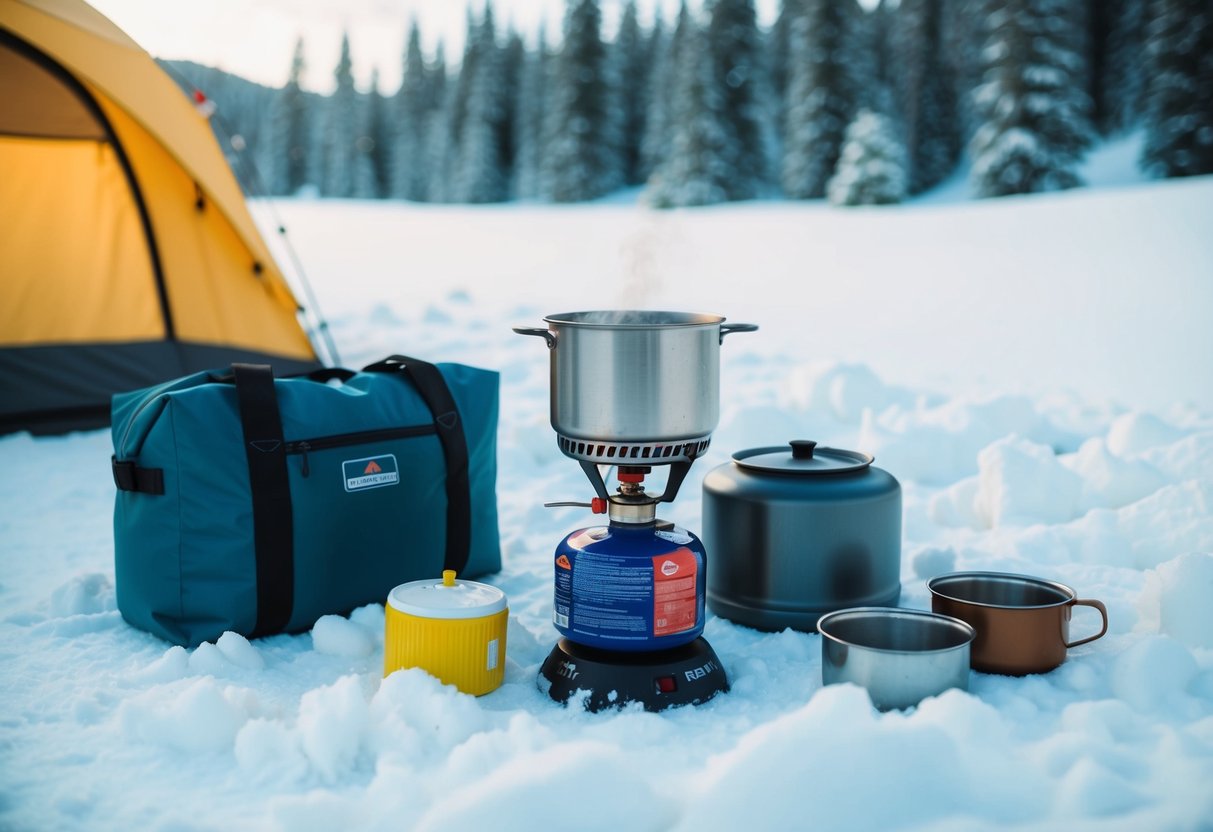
[553,521,707,652]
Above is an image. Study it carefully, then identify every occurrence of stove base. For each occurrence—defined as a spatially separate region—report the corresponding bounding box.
[538,636,729,712]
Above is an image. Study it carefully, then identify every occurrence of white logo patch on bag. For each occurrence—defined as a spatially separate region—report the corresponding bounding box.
[343,454,400,492]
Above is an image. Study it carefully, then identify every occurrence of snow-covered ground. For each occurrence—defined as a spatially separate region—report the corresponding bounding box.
[2,169,1212,831]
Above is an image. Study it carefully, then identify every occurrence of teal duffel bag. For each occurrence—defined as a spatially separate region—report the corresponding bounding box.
[110,354,500,647]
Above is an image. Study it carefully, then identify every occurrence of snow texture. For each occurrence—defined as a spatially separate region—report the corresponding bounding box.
[1,173,1212,830]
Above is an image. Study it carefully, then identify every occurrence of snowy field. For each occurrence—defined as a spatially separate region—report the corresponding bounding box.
[2,164,1213,831]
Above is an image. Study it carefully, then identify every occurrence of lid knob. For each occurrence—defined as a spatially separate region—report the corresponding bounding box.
[442,569,456,587]
[790,440,817,460]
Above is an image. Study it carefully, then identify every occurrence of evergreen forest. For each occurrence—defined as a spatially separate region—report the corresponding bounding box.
[166,0,1213,208]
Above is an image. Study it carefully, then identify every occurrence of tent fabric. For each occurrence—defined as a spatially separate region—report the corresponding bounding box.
[0,0,320,434]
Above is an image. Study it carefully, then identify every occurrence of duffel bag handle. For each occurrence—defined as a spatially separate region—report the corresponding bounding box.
[363,355,471,576]
[232,363,295,637]
[301,366,357,384]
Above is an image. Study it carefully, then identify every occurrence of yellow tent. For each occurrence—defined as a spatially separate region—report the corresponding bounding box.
[1,0,320,434]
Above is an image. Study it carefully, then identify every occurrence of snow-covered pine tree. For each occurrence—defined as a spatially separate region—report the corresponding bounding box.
[706,0,767,198]
[424,43,452,202]
[613,1,649,185]
[431,11,480,202]
[639,11,674,181]
[392,20,431,201]
[452,3,509,203]
[891,0,961,193]
[644,13,731,207]
[513,28,549,199]
[321,32,359,197]
[968,0,1094,197]
[827,108,908,205]
[940,0,984,143]
[355,69,391,198]
[1089,0,1144,135]
[781,0,861,199]
[768,0,793,123]
[1140,0,1213,177]
[273,37,311,195]
[497,30,525,191]
[541,0,617,202]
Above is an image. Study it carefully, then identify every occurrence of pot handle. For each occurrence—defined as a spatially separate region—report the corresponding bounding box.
[1064,599,1109,648]
[719,323,758,344]
[513,326,556,349]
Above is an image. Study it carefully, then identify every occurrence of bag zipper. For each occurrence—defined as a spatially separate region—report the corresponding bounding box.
[285,424,437,477]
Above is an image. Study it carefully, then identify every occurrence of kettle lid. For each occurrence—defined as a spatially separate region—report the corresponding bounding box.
[732,440,874,474]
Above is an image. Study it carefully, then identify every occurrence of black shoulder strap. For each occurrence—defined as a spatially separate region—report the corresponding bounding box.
[364,355,471,574]
[232,363,294,636]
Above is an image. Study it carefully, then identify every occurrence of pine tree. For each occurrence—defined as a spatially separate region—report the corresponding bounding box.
[940,0,984,142]
[769,0,793,121]
[497,30,525,191]
[891,0,961,193]
[322,32,359,197]
[640,11,675,181]
[452,3,508,203]
[542,0,617,202]
[425,43,452,202]
[781,0,860,199]
[827,109,908,205]
[706,0,767,198]
[1140,0,1213,177]
[356,69,391,198]
[392,20,432,200]
[645,14,732,207]
[613,1,649,185]
[273,37,311,195]
[1089,0,1145,135]
[968,0,1094,197]
[513,29,549,199]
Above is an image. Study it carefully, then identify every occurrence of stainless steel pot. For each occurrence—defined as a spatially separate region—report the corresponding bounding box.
[703,441,902,631]
[514,311,756,459]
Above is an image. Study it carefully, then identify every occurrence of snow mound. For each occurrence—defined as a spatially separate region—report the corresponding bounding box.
[49,573,115,617]
[1139,553,1213,648]
[119,678,254,754]
[1111,636,1199,713]
[858,395,1069,486]
[1107,412,1189,456]
[297,675,370,783]
[974,436,1083,528]
[311,614,375,657]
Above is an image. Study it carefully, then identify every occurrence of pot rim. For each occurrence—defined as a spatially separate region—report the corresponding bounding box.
[927,571,1077,609]
[817,607,975,655]
[543,310,726,328]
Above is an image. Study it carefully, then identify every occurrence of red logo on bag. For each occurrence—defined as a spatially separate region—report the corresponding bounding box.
[364,460,382,474]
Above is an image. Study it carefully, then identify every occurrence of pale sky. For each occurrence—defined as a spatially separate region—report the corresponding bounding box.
[87,0,782,95]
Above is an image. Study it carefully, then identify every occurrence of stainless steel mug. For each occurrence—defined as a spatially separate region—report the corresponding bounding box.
[818,607,975,711]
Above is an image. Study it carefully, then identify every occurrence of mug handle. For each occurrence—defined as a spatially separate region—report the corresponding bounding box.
[1065,599,1109,648]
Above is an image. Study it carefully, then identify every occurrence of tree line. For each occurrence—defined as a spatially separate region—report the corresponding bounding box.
[169,0,1213,208]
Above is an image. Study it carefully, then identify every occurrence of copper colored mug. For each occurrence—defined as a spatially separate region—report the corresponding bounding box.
[927,572,1108,675]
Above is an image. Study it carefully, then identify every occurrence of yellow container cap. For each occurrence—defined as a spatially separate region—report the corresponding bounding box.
[387,572,507,620]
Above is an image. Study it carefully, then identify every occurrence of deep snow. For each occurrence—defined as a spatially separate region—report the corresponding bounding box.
[2,171,1212,832]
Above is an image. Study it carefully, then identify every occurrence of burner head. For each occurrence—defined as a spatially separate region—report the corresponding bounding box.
[557,432,711,466]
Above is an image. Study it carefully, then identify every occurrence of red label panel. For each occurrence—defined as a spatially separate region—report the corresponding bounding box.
[652,548,698,637]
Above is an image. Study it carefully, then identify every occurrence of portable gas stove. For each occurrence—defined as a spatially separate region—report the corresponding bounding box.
[515,310,757,711]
